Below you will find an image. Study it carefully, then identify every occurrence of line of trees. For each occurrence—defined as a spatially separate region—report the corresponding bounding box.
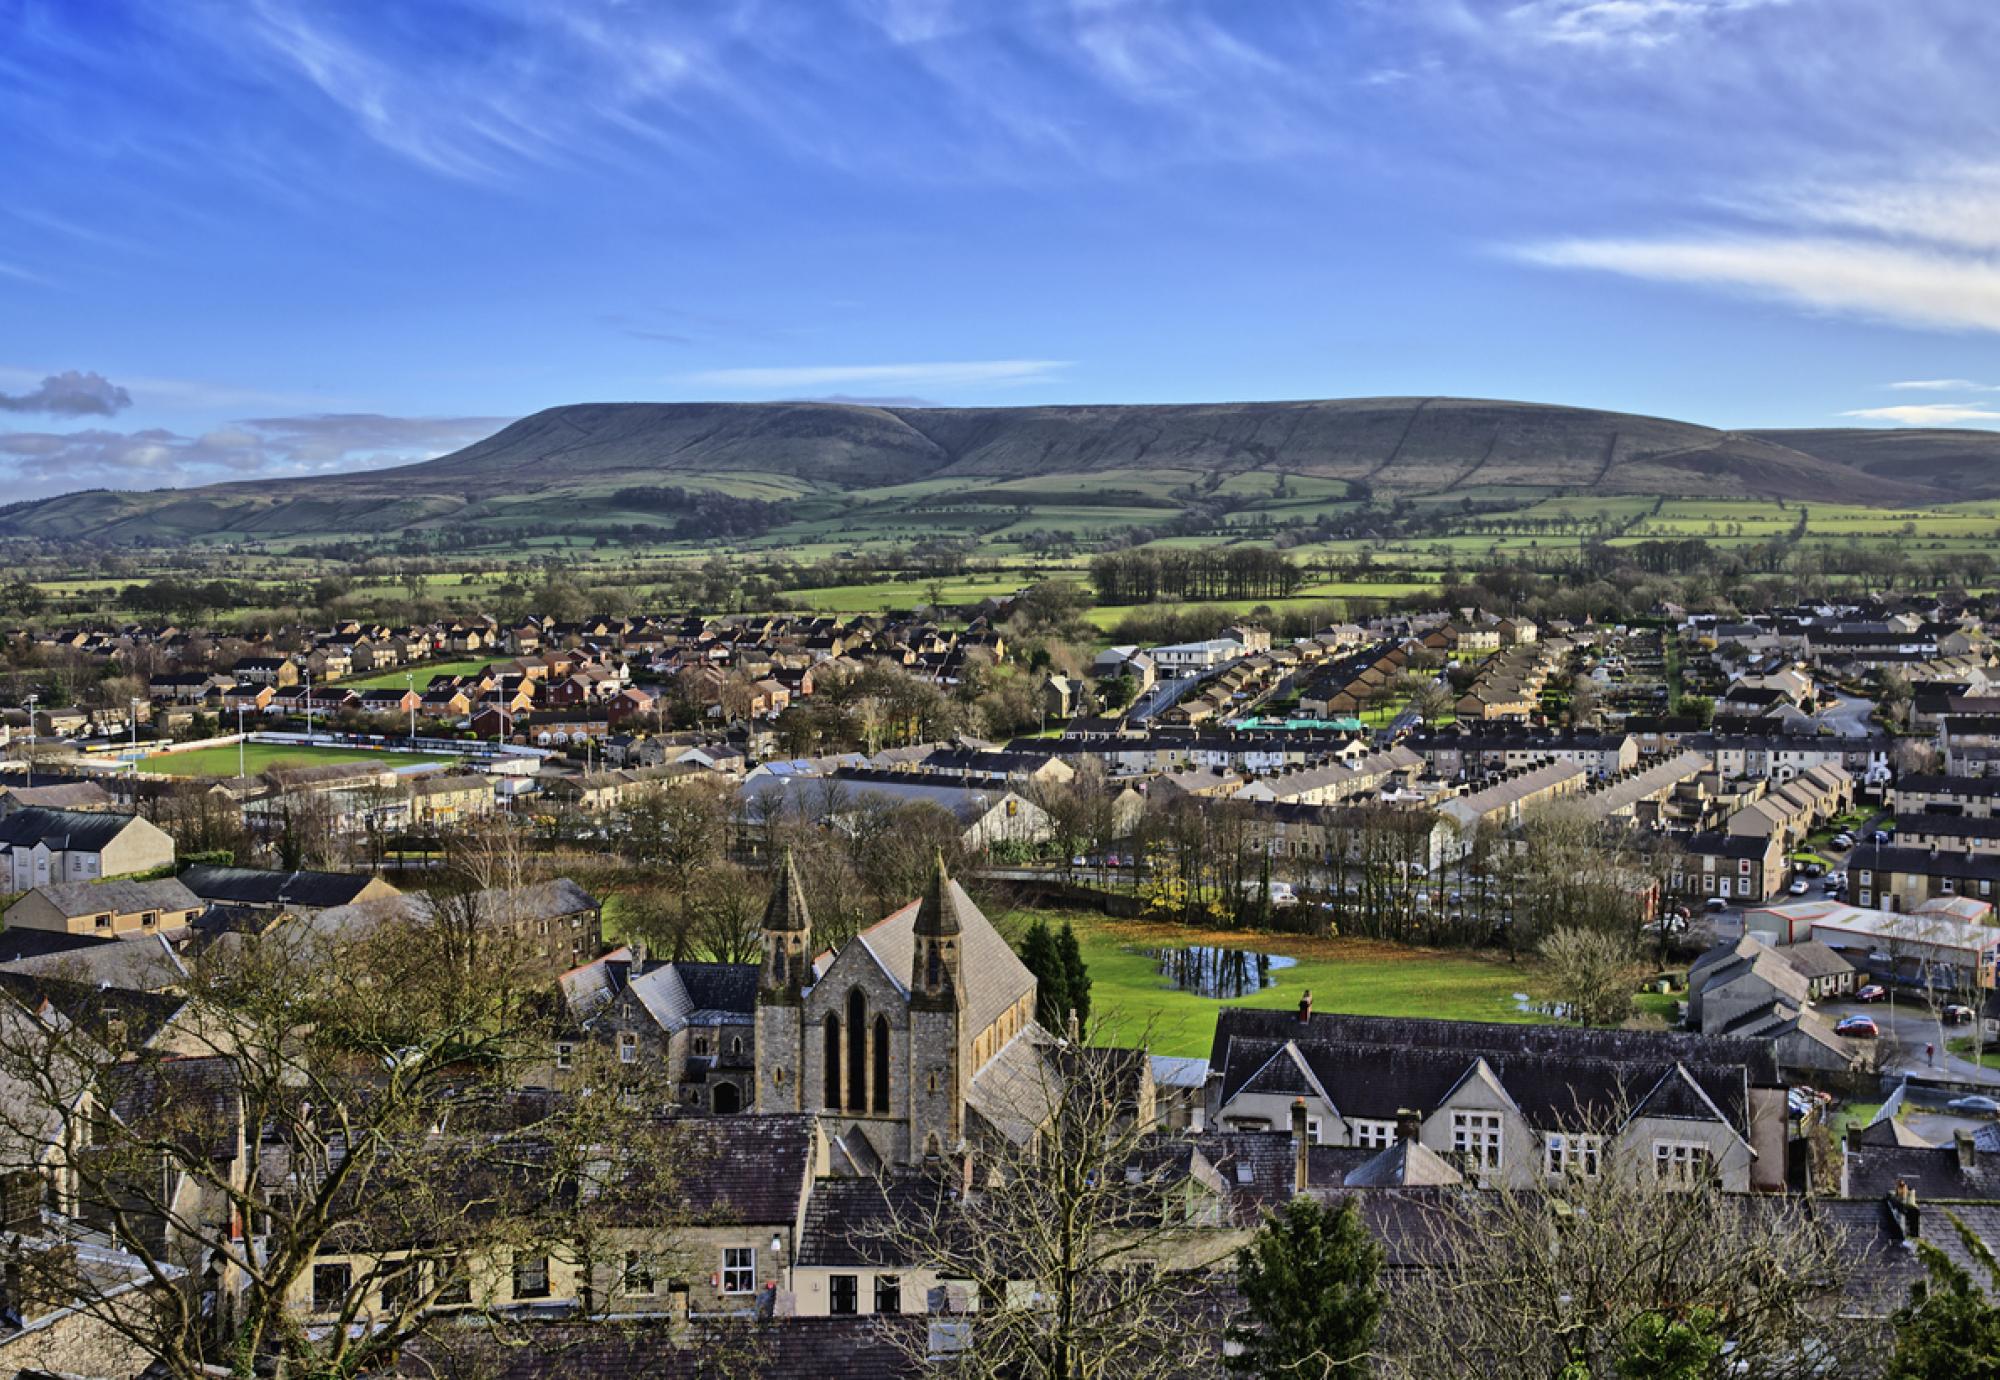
[1089,547,1304,605]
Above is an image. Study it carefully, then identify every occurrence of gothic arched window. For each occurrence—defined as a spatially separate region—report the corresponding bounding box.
[822,1013,841,1109]
[846,989,868,1112]
[872,1015,890,1113]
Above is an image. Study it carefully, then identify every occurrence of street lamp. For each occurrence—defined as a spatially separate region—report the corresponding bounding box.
[406,672,416,743]
[236,702,247,779]
[304,667,314,742]
[23,692,36,788]
[129,697,140,759]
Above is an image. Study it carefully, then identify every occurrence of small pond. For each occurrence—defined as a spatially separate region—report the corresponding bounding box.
[1136,945,1299,1000]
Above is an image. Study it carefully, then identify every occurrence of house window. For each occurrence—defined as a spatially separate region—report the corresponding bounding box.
[875,1274,902,1315]
[141,912,157,928]
[1653,1141,1712,1186]
[693,1036,709,1056]
[1451,1111,1503,1172]
[619,1032,638,1064]
[312,1261,351,1312]
[434,1256,470,1306]
[831,1273,859,1315]
[512,1252,550,1299]
[721,1247,756,1295]
[733,1035,745,1056]
[624,1251,656,1296]
[1350,1119,1396,1149]
[381,1259,419,1312]
[95,914,112,930]
[1305,1117,1322,1142]
[1544,1132,1602,1177]
[555,1043,573,1070]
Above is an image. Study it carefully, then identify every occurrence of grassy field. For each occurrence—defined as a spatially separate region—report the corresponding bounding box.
[137,743,459,777]
[999,909,1550,1056]
[338,658,495,689]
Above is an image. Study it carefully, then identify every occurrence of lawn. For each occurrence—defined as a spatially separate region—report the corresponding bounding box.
[137,743,459,777]
[337,658,496,689]
[998,908,1550,1057]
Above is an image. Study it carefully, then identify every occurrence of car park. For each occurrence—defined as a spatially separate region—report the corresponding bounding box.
[1834,1015,1879,1038]
[1857,984,1887,1002]
[1946,1094,2000,1117]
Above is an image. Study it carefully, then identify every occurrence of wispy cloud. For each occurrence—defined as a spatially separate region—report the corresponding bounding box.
[682,360,1070,391]
[1889,378,1996,391]
[1516,236,2000,334]
[1842,402,2000,426]
[0,370,133,417]
[0,412,510,501]
[1506,0,1794,49]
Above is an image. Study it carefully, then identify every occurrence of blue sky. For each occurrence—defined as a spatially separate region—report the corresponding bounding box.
[6,0,2000,499]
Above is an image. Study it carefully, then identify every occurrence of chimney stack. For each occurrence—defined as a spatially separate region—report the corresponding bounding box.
[1845,1122,1864,1153]
[1396,1108,1422,1143]
[1290,1098,1310,1195]
[1297,989,1313,1024]
[1957,1130,1977,1174]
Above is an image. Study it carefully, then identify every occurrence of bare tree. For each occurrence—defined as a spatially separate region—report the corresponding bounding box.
[1537,925,1643,1026]
[869,1019,1232,1380]
[0,900,685,1379]
[1384,1142,1879,1379]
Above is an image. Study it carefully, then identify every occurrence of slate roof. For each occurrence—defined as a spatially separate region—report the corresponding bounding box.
[671,1113,817,1225]
[1843,1139,2000,1203]
[0,807,149,853]
[0,927,119,965]
[22,876,199,919]
[0,931,188,992]
[178,864,392,910]
[1210,1010,1774,1135]
[0,971,185,1052]
[1343,1137,1465,1188]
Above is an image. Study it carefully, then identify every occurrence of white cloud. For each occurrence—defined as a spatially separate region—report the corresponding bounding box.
[1515,236,2000,334]
[1841,402,2000,426]
[682,359,1070,390]
[1888,379,1994,391]
[0,412,511,500]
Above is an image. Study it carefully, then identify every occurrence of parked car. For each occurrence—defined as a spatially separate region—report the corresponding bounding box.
[1834,1016,1879,1038]
[1943,1004,1977,1024]
[1804,862,1825,878]
[1788,879,1810,895]
[1946,1094,2000,1117]
[1857,984,1888,1002]
[1873,830,1891,844]
[1704,896,1730,912]
[1832,833,1854,849]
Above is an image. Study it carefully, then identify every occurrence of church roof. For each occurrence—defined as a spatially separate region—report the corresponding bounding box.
[836,882,1035,1041]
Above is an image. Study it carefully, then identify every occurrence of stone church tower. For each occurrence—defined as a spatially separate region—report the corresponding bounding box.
[906,856,968,1159]
[753,850,810,1114]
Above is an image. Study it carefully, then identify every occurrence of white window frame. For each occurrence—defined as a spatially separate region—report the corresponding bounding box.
[720,1246,757,1295]
[1451,1110,1504,1172]
[1350,1118,1397,1149]
[619,1031,638,1064]
[1653,1139,1712,1186]
[1543,1131,1602,1178]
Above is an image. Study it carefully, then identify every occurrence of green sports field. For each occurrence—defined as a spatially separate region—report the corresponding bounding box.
[136,743,459,777]
[999,909,1549,1057]
[337,658,495,689]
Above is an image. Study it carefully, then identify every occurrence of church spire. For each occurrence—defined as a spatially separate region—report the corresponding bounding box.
[912,852,966,1010]
[758,849,811,1006]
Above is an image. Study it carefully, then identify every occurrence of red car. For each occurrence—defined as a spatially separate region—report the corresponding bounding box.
[1834,1016,1879,1038]
[1856,984,1887,1002]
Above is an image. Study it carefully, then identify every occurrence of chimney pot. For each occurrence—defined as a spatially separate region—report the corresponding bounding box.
[1297,990,1313,1023]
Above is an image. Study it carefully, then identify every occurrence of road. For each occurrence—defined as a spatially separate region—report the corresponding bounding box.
[1818,996,2000,1086]
[1811,691,1876,738]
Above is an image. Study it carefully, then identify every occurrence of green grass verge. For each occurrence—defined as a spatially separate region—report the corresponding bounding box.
[137,743,459,777]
